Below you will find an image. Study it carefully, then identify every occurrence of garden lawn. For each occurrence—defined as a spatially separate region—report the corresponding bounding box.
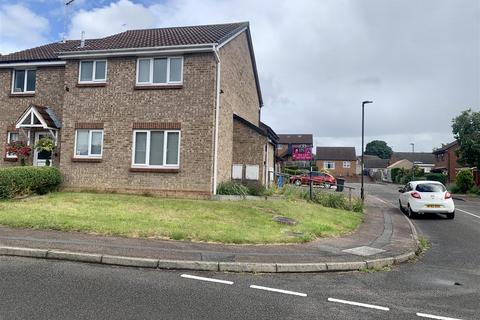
[0,192,362,244]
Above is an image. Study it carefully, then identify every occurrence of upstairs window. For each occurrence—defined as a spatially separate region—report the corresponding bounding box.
[343,161,351,168]
[12,69,36,93]
[79,60,107,83]
[136,57,183,85]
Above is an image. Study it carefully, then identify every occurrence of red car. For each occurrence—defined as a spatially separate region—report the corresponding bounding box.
[289,172,336,188]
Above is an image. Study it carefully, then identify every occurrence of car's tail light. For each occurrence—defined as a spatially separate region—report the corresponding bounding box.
[445,192,452,199]
[411,192,421,199]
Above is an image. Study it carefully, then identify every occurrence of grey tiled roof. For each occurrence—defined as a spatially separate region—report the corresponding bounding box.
[316,147,356,161]
[0,22,248,63]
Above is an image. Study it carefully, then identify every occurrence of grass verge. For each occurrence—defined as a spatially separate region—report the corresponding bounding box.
[0,192,362,244]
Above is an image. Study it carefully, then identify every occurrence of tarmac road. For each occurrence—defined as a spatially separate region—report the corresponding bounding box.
[0,183,478,319]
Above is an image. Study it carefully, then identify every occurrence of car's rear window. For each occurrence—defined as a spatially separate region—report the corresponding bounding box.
[416,183,446,192]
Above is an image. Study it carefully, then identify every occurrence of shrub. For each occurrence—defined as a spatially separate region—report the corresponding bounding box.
[245,182,267,196]
[468,185,480,195]
[448,183,460,194]
[455,169,475,193]
[216,181,249,197]
[0,166,62,199]
[425,173,447,185]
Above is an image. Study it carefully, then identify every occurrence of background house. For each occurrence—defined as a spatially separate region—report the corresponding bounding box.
[390,152,435,173]
[276,134,313,169]
[315,146,356,177]
[432,141,463,183]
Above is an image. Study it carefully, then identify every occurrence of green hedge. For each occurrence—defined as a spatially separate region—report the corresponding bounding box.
[0,167,62,199]
[425,173,447,185]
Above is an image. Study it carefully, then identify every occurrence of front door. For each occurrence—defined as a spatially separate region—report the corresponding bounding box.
[33,132,52,167]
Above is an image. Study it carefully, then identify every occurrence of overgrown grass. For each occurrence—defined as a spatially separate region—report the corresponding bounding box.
[0,192,362,244]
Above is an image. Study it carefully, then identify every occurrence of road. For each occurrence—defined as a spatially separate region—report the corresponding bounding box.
[0,184,479,319]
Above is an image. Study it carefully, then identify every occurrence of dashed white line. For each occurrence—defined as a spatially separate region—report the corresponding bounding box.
[456,208,480,220]
[180,274,233,285]
[327,298,390,311]
[249,285,307,297]
[416,312,463,320]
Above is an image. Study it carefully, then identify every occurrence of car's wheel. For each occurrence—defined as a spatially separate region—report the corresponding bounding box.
[294,179,302,187]
[399,200,405,213]
[407,205,417,219]
[446,211,455,220]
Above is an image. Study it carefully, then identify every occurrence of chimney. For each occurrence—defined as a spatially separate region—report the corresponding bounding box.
[80,31,85,48]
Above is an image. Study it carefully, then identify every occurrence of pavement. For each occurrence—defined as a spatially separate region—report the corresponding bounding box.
[0,195,418,273]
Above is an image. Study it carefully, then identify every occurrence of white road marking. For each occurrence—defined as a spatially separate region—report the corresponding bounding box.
[456,208,480,220]
[249,285,307,297]
[180,274,233,285]
[327,298,390,311]
[416,312,463,320]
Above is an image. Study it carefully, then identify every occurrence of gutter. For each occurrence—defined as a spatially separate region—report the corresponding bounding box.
[0,61,66,68]
[57,43,217,59]
[212,47,221,195]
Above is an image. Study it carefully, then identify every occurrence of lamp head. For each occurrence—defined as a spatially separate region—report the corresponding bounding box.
[362,100,373,105]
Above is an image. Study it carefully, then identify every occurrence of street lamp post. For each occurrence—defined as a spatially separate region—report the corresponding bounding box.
[361,100,373,202]
[411,143,415,180]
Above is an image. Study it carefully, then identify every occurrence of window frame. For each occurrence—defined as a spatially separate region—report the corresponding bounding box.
[78,60,108,83]
[343,161,351,168]
[324,161,335,169]
[74,129,104,158]
[131,129,181,169]
[135,56,184,86]
[6,131,19,158]
[11,69,36,94]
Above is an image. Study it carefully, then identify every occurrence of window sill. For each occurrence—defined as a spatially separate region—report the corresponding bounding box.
[76,82,107,88]
[9,93,35,97]
[129,167,179,173]
[3,157,18,162]
[134,84,183,90]
[71,157,103,163]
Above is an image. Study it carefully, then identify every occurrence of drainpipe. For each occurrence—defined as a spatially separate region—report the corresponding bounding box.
[212,46,221,195]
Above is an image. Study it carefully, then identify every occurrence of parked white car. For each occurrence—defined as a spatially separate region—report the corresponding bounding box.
[398,181,455,219]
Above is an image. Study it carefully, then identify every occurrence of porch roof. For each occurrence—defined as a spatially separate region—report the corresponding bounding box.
[15,105,61,130]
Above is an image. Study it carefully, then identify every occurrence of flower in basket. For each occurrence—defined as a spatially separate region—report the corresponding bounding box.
[5,141,31,165]
[35,137,55,153]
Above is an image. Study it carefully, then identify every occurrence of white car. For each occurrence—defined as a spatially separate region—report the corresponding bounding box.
[398,181,455,219]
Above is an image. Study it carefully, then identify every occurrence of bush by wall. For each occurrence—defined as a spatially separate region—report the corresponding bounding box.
[216,181,249,197]
[425,173,447,185]
[455,169,475,193]
[0,166,62,199]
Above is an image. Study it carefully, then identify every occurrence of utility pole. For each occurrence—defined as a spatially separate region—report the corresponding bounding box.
[411,143,415,180]
[361,100,373,202]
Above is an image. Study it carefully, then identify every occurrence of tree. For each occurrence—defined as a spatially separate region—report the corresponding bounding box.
[365,140,393,159]
[452,109,480,169]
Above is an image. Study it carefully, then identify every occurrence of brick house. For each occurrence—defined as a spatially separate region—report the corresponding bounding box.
[315,147,356,177]
[0,22,278,197]
[276,134,313,169]
[432,141,479,185]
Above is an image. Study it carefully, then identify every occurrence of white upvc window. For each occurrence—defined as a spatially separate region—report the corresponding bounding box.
[6,131,19,158]
[79,60,107,83]
[12,69,36,93]
[245,165,259,180]
[324,161,335,169]
[343,161,351,168]
[132,130,181,168]
[136,57,183,85]
[74,129,104,158]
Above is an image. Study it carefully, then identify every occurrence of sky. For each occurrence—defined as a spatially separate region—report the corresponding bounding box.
[0,0,479,154]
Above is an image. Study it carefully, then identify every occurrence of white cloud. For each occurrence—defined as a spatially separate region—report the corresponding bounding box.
[67,0,157,39]
[0,4,50,54]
